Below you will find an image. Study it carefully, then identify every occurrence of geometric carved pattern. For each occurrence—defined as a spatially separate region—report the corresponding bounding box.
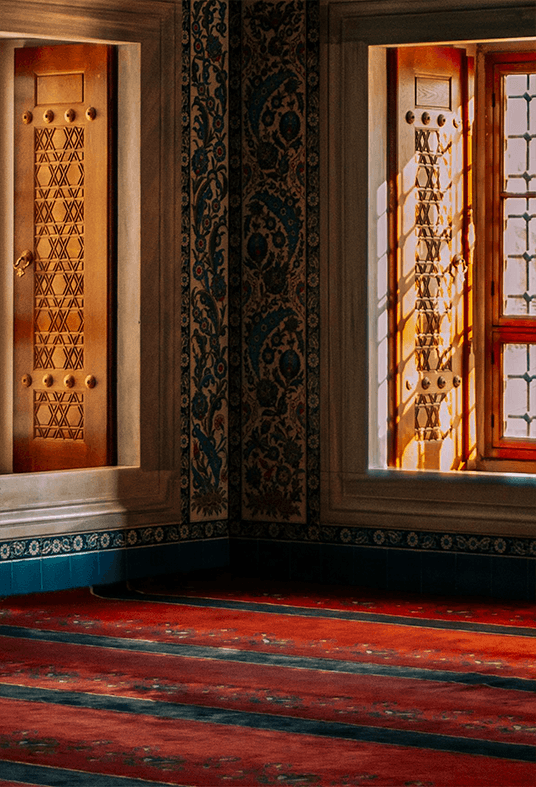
[414,128,453,441]
[415,392,447,441]
[34,390,84,440]
[34,126,84,371]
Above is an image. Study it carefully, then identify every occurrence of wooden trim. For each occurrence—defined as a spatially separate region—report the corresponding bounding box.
[483,52,536,461]
[387,47,398,468]
[461,52,474,467]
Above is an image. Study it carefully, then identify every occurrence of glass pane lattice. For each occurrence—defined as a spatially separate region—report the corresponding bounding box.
[503,72,536,316]
[503,343,536,438]
[503,197,536,314]
[504,73,536,194]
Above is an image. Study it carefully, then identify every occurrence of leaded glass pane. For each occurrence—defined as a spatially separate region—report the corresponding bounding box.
[503,343,536,438]
[504,73,536,194]
[503,197,536,314]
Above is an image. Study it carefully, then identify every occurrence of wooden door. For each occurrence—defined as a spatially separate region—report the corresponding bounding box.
[393,47,467,471]
[13,44,113,472]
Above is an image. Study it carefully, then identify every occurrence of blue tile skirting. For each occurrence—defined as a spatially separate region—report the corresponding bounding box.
[229,532,536,601]
[230,520,536,558]
[0,523,229,597]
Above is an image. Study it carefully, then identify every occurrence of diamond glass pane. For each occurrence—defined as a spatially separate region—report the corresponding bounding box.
[503,343,536,438]
[503,197,536,314]
[504,74,536,194]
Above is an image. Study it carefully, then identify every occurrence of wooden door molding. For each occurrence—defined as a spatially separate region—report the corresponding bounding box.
[13,44,113,472]
[0,0,182,537]
[392,46,467,471]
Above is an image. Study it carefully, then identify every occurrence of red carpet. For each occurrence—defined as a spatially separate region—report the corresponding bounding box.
[0,574,534,786]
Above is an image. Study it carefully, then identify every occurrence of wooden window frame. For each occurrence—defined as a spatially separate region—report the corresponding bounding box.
[484,52,536,462]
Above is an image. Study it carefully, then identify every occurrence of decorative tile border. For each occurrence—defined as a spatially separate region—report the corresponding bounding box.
[230,520,536,557]
[0,521,229,562]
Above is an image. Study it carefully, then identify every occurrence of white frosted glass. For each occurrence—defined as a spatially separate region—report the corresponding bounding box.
[505,296,527,315]
[505,137,526,174]
[503,343,536,440]
[529,259,536,297]
[531,379,536,415]
[505,216,527,254]
[504,257,526,294]
[505,74,528,95]
[505,176,527,193]
[504,377,526,415]
[506,97,528,135]
[506,197,526,214]
[504,343,527,374]
[505,417,529,438]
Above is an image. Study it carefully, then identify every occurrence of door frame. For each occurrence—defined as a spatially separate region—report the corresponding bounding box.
[0,0,182,538]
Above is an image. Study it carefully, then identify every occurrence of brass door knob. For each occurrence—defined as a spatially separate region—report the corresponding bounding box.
[14,249,33,277]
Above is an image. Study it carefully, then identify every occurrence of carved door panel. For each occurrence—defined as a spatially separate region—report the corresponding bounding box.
[394,47,467,470]
[13,44,112,472]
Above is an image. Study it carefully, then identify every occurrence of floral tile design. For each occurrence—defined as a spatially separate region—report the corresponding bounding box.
[0,521,228,563]
[240,0,310,522]
[189,0,229,520]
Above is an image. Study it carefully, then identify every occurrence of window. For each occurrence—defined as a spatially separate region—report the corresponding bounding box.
[484,53,536,463]
[321,0,536,539]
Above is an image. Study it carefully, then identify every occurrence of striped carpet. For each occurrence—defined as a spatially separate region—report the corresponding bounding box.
[0,574,534,786]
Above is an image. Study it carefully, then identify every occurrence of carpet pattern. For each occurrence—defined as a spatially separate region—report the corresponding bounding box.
[0,575,534,785]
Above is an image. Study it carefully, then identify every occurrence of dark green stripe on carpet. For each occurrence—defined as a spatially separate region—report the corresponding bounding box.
[93,584,536,638]
[0,683,534,763]
[1,625,534,693]
[0,759,182,786]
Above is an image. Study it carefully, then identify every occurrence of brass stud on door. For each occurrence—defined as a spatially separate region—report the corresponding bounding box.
[65,108,76,123]
[44,109,54,123]
[85,106,96,121]
[21,374,32,388]
[85,375,96,389]
[405,110,415,124]
[64,374,75,388]
[22,110,33,124]
[43,374,53,388]
[421,112,431,125]
[437,114,446,127]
